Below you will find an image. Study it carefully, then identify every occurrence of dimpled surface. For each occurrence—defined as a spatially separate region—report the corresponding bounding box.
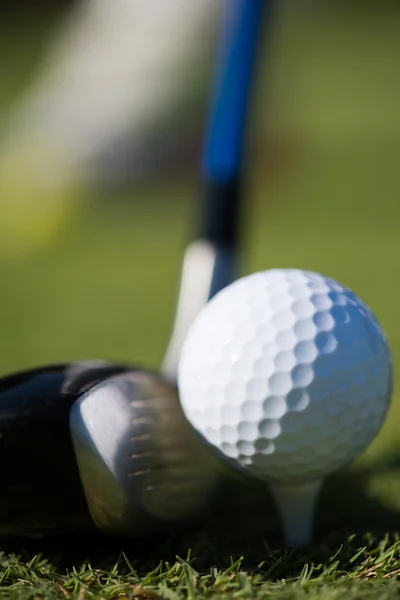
[178,269,393,484]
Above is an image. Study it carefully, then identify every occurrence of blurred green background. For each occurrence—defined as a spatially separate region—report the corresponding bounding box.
[0,0,399,476]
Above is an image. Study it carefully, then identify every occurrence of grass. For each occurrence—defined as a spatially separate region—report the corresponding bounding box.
[0,2,400,598]
[2,535,400,599]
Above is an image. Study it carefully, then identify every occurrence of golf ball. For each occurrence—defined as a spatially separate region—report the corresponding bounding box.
[178,269,393,484]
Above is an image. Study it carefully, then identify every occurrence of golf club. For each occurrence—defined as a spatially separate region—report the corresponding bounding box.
[0,0,267,537]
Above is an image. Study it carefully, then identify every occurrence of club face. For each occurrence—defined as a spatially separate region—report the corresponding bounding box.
[70,370,222,536]
[0,360,129,536]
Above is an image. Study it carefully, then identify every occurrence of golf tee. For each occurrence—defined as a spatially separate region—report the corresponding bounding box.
[268,480,322,548]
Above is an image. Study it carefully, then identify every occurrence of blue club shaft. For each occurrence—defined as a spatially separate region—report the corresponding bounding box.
[203,0,267,184]
[199,0,271,251]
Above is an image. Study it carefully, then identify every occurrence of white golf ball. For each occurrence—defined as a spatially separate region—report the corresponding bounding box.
[178,269,393,485]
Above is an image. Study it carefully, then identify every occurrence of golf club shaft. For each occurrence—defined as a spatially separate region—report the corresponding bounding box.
[163,0,269,379]
[201,0,266,247]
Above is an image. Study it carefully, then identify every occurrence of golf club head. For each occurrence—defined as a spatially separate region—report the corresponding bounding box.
[70,369,222,536]
[0,360,129,536]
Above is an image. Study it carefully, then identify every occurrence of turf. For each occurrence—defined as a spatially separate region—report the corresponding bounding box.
[2,534,400,599]
[0,2,400,598]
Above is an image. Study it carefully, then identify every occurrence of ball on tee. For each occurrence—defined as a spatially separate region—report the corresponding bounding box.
[178,269,392,485]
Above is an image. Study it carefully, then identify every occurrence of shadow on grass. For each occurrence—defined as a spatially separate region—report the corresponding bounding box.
[2,454,400,572]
